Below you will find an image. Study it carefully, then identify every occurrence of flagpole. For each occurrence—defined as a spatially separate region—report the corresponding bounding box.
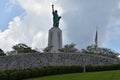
[95,27,98,48]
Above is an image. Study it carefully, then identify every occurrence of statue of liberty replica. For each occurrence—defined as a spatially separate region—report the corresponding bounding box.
[48,4,62,53]
[52,4,61,27]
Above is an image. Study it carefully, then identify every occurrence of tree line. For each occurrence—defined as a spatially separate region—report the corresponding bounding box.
[0,43,119,59]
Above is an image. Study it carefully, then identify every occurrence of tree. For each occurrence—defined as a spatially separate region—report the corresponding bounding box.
[12,43,37,53]
[43,46,53,53]
[0,48,6,56]
[81,45,119,59]
[58,43,79,52]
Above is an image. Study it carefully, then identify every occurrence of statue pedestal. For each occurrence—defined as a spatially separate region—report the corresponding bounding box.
[48,27,62,53]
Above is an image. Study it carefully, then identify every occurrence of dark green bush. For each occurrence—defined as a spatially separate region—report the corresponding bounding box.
[31,68,40,77]
[95,66,104,71]
[8,71,17,80]
[0,64,119,80]
[16,69,31,80]
[86,64,120,72]
[71,66,83,73]
[113,64,120,70]
[0,72,8,80]
[86,65,96,72]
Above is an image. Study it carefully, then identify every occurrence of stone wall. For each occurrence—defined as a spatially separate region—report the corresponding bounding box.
[0,52,120,71]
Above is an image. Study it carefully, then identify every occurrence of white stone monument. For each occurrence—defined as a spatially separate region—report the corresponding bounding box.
[48,4,62,53]
[48,27,62,53]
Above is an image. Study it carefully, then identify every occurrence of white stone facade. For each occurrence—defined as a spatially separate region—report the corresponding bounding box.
[48,27,62,53]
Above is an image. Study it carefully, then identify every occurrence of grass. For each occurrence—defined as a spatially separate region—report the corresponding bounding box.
[32,70,120,80]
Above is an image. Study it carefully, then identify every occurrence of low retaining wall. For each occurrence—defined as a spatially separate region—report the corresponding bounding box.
[0,53,119,71]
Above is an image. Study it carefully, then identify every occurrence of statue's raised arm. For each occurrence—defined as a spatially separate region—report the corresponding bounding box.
[52,4,61,28]
[52,4,54,13]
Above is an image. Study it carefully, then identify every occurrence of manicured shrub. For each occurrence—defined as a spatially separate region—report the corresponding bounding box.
[85,64,120,72]
[0,72,8,80]
[38,68,46,76]
[113,64,120,70]
[95,66,104,71]
[21,69,31,79]
[8,71,17,80]
[86,65,96,72]
[16,70,25,80]
[71,66,83,73]
[0,64,119,80]
[31,68,40,78]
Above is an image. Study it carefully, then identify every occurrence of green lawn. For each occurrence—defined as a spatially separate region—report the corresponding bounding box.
[32,70,120,80]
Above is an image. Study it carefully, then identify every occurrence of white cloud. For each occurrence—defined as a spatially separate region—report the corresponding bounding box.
[57,0,120,50]
[0,0,65,52]
[105,2,120,46]
[11,0,63,15]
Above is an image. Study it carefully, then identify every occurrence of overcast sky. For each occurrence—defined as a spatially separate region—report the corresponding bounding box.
[0,0,120,53]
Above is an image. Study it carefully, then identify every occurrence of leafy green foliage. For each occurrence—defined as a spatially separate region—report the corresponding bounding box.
[58,43,79,52]
[0,72,8,80]
[81,45,119,59]
[0,64,120,80]
[12,43,37,53]
[0,66,83,80]
[43,46,53,52]
[0,48,6,56]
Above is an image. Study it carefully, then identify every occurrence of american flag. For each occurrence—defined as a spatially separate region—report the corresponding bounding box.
[95,29,98,46]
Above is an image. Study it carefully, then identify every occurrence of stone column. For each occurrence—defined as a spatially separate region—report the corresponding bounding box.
[48,27,62,53]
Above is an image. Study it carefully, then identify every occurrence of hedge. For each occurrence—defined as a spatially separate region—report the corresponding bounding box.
[0,64,119,80]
